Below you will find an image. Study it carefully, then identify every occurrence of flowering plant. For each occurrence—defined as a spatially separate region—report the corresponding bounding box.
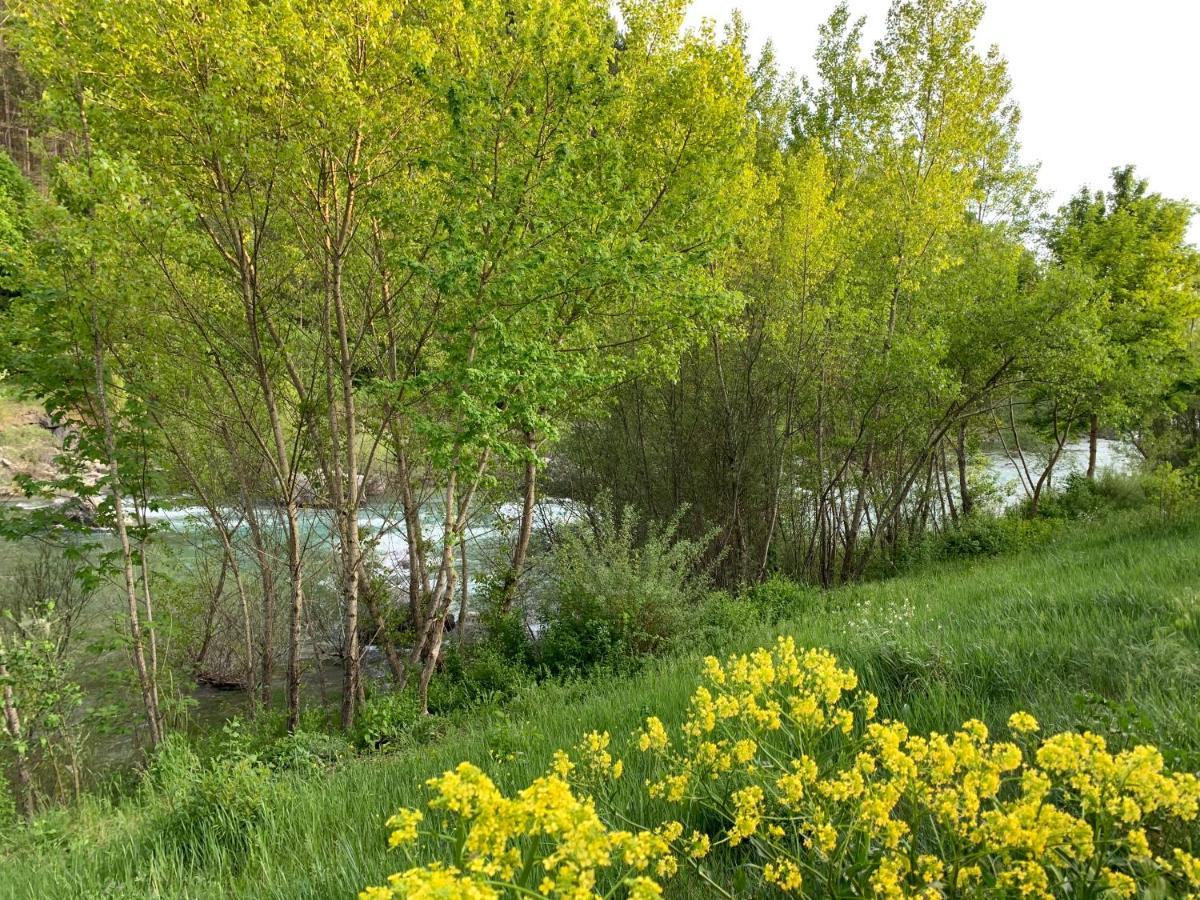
[364,637,1200,898]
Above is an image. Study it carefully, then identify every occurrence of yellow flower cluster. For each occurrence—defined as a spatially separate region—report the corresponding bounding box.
[360,752,676,900]
[364,638,1200,899]
[633,637,1200,898]
[360,863,498,900]
[576,730,625,782]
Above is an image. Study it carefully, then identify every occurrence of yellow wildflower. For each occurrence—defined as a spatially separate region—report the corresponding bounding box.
[1008,711,1040,734]
[386,808,423,849]
[626,876,662,899]
[763,859,803,892]
[686,831,711,858]
[637,717,669,753]
[1102,868,1137,898]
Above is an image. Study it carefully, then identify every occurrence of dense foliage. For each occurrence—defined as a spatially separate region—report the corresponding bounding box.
[0,0,1197,868]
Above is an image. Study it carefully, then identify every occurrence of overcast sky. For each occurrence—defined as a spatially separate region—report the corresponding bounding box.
[683,0,1200,243]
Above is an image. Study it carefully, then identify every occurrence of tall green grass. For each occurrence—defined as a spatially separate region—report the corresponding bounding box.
[2,511,1199,898]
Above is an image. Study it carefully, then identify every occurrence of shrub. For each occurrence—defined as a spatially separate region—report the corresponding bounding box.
[1143,464,1200,522]
[1090,469,1151,510]
[365,638,1200,899]
[144,733,203,803]
[353,690,424,751]
[144,734,274,868]
[743,576,821,623]
[537,498,713,675]
[1028,470,1160,523]
[262,729,353,774]
[433,643,534,712]
[476,605,537,671]
[689,590,752,652]
[929,513,1054,561]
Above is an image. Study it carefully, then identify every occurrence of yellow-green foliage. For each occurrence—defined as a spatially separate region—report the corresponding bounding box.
[365,637,1200,898]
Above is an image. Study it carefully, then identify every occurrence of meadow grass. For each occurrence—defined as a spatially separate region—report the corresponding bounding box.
[1,510,1198,898]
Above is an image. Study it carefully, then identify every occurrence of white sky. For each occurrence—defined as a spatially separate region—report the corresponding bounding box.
[684,0,1200,243]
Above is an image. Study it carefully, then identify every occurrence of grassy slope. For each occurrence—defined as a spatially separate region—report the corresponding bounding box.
[2,512,1199,898]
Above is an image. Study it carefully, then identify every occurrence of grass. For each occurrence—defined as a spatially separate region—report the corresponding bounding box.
[1,510,1199,898]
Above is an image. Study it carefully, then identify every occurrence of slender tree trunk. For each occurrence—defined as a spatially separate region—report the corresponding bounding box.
[839,451,871,584]
[243,502,276,708]
[328,244,362,732]
[209,507,256,706]
[402,471,458,703]
[501,437,537,611]
[232,276,305,730]
[955,422,973,517]
[230,546,256,710]
[0,658,36,819]
[400,450,490,708]
[1031,404,1075,516]
[395,441,427,632]
[939,442,958,525]
[203,528,256,707]
[419,561,456,713]
[90,309,161,747]
[248,315,304,732]
[137,552,161,723]
[1087,414,1099,480]
[360,562,405,683]
[193,552,229,674]
[458,534,469,644]
[282,502,304,732]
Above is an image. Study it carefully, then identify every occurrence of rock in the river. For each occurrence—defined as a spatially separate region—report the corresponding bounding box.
[62,496,99,528]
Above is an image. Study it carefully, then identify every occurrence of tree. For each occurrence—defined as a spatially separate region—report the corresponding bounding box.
[559,0,1044,584]
[8,0,763,722]
[1047,165,1200,477]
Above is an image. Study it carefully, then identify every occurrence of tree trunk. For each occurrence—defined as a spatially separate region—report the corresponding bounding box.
[282,502,304,733]
[1087,414,1099,480]
[955,422,973,517]
[458,535,469,644]
[360,564,405,683]
[839,451,871,584]
[243,502,276,708]
[1031,406,1074,516]
[90,309,161,748]
[0,659,36,819]
[193,552,229,674]
[327,239,362,733]
[940,442,958,525]
[501,442,537,612]
[137,550,161,725]
[396,442,427,632]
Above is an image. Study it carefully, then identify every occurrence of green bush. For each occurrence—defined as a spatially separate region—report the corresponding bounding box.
[690,590,754,651]
[144,733,203,802]
[426,642,535,714]
[262,729,353,774]
[476,604,537,670]
[743,576,821,622]
[928,513,1055,561]
[1143,464,1200,521]
[1091,469,1152,509]
[1033,471,1146,520]
[352,690,424,750]
[537,498,713,675]
[143,734,274,868]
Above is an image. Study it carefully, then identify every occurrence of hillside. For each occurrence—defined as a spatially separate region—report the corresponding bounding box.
[2,511,1198,898]
[0,388,58,497]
